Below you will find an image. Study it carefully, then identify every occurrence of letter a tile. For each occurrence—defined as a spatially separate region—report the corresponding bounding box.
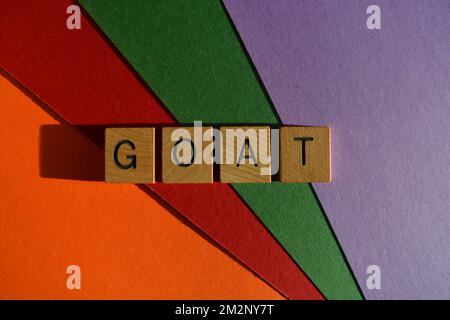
[220,126,271,183]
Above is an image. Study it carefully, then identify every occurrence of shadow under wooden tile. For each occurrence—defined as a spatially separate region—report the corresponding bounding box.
[39,124,105,181]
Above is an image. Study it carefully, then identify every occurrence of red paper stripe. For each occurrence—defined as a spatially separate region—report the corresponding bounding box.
[0,0,322,299]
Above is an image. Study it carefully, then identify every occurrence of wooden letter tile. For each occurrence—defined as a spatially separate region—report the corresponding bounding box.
[105,128,155,183]
[162,127,213,183]
[220,126,271,183]
[280,126,331,183]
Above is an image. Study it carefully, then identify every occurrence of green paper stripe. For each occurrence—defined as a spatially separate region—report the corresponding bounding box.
[232,183,362,299]
[80,0,362,299]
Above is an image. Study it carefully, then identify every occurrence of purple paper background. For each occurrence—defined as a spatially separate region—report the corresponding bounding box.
[224,0,450,299]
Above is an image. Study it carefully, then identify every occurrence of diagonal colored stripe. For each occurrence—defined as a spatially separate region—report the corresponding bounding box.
[0,0,322,299]
[79,0,362,299]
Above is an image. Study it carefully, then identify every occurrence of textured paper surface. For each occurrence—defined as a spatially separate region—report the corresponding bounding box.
[0,73,283,299]
[80,0,361,299]
[224,0,450,299]
[81,1,278,124]
[0,1,321,299]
